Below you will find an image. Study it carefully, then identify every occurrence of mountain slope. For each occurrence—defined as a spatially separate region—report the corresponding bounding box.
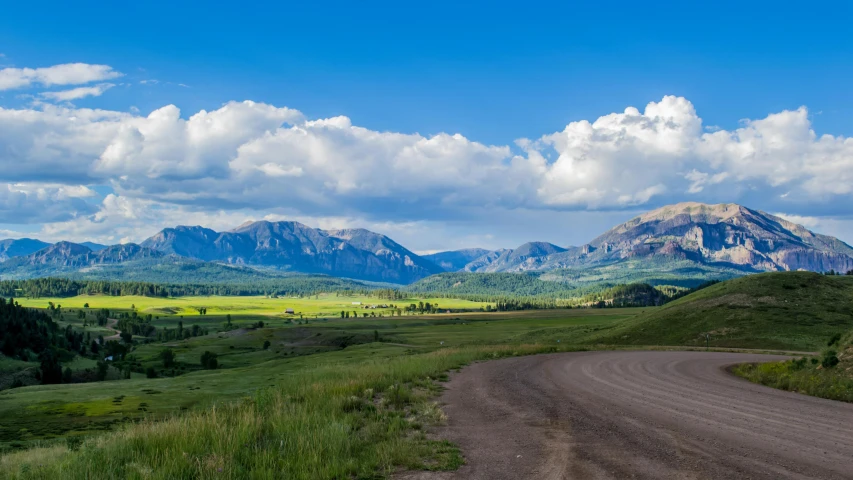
[580,202,853,272]
[141,221,442,283]
[0,238,50,262]
[0,241,286,283]
[473,242,568,273]
[469,203,853,274]
[461,249,510,272]
[0,242,166,278]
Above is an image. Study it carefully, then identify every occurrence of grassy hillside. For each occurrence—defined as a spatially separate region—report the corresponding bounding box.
[592,272,853,351]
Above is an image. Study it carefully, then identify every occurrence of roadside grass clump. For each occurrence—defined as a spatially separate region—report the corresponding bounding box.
[734,330,853,403]
[0,344,580,479]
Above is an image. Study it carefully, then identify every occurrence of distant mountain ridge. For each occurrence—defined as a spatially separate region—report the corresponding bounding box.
[1,242,162,269]
[436,202,853,274]
[1,202,851,284]
[139,221,442,283]
[0,238,50,262]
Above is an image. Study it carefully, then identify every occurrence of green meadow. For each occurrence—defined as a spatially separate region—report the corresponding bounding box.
[0,308,638,453]
[15,294,492,319]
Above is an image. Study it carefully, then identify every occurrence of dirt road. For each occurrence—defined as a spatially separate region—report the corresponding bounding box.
[407,351,853,480]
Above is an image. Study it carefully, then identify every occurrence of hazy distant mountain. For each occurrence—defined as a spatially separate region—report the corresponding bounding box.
[467,242,568,273]
[462,203,853,274]
[423,248,493,271]
[0,239,107,262]
[141,221,442,283]
[0,242,161,269]
[79,242,108,252]
[0,238,50,262]
[461,249,511,272]
[0,242,166,279]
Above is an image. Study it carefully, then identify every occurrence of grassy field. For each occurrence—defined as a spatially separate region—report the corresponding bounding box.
[3,271,853,479]
[0,343,587,479]
[15,294,492,318]
[0,308,635,453]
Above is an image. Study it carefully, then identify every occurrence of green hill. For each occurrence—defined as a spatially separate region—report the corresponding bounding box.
[595,271,853,351]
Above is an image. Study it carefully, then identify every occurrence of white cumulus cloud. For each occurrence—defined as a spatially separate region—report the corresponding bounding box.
[0,183,98,223]
[1,94,853,247]
[0,63,122,90]
[40,83,115,101]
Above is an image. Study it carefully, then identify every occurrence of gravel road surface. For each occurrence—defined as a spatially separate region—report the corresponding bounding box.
[404,351,853,480]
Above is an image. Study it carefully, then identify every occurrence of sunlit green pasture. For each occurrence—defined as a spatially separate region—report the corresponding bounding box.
[16,294,493,318]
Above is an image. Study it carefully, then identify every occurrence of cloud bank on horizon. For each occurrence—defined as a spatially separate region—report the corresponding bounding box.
[2,61,852,250]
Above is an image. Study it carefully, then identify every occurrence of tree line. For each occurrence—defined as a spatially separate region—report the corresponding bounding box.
[0,276,382,299]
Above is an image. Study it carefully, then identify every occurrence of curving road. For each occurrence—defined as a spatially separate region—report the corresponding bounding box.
[406,351,853,480]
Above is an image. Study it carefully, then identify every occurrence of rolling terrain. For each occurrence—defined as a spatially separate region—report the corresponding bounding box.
[2,271,853,478]
[590,271,853,351]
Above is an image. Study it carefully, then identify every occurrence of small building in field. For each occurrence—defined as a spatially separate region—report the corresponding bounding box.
[285,308,295,314]
[352,302,362,305]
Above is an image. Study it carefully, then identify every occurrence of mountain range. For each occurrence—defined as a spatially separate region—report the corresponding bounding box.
[0,221,442,284]
[1,202,851,285]
[442,203,853,275]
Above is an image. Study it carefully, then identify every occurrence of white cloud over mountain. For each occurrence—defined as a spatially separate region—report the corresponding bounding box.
[1,63,852,248]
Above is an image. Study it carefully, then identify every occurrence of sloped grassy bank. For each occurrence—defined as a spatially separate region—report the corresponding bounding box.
[594,272,853,351]
[734,330,853,403]
[0,344,584,480]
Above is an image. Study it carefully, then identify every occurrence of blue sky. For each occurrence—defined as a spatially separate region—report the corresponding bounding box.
[1,1,852,250]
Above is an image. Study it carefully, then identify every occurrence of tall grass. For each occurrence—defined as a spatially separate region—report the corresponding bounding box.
[733,358,853,403]
[0,344,578,479]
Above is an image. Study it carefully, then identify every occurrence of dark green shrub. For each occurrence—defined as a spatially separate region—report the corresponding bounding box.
[159,348,175,368]
[821,350,839,368]
[200,351,218,370]
[96,361,108,381]
[790,357,808,370]
[145,367,157,378]
[827,333,842,346]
